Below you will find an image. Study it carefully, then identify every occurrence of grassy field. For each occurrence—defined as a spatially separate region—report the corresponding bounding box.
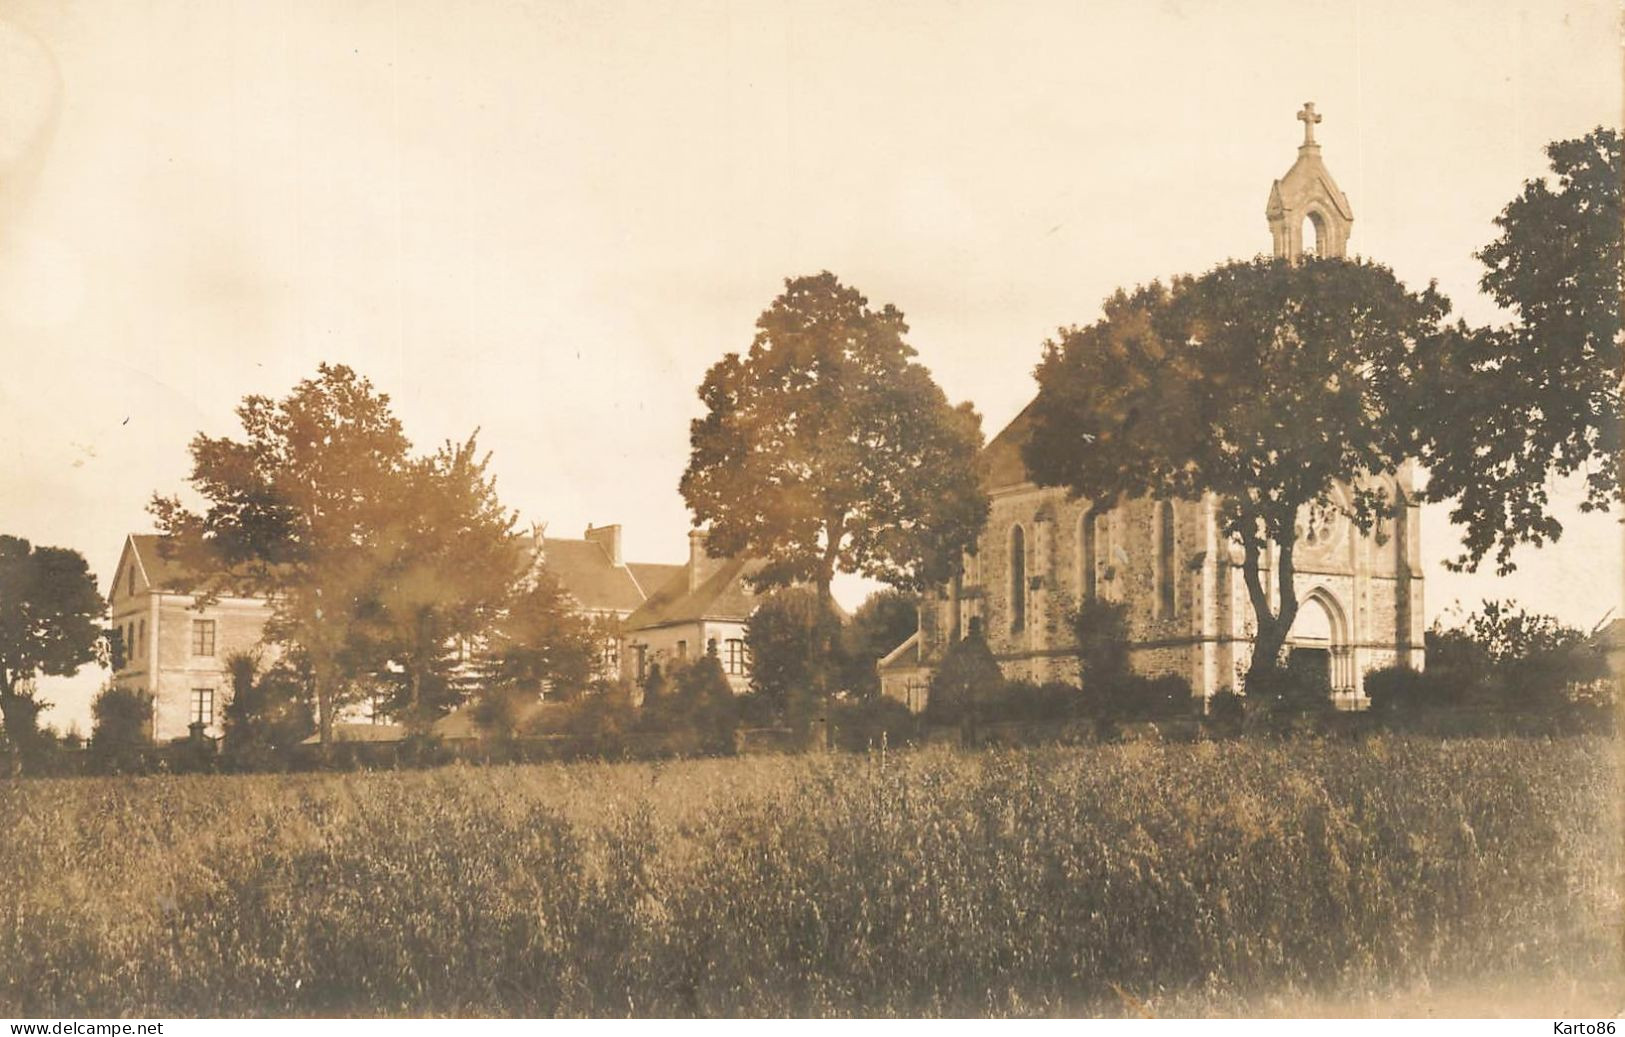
[2,736,1620,1017]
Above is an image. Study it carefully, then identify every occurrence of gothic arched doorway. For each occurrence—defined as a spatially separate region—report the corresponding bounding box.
[1287,589,1352,699]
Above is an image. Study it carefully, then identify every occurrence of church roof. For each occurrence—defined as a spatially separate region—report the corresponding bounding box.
[982,400,1039,491]
[624,556,763,631]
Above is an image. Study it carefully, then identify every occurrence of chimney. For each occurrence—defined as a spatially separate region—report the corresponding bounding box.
[585,523,623,566]
[689,528,723,592]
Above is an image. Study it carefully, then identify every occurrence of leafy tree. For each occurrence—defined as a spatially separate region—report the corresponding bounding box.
[745,586,844,715]
[220,651,315,770]
[1421,129,1621,573]
[0,536,105,755]
[839,588,919,698]
[375,435,526,727]
[681,272,990,610]
[1443,599,1607,710]
[479,566,600,701]
[1024,258,1449,684]
[151,364,413,747]
[89,684,153,773]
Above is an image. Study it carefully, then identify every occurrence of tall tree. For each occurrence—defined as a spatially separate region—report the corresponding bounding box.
[1024,258,1449,684]
[0,536,105,749]
[681,272,989,610]
[1420,128,1622,573]
[374,434,526,727]
[478,566,600,702]
[151,364,412,747]
[744,586,844,715]
[840,588,920,698]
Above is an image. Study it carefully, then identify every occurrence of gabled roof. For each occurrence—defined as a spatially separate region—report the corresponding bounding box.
[624,557,763,631]
[628,562,685,598]
[877,629,922,672]
[982,400,1037,491]
[537,536,651,614]
[127,533,193,591]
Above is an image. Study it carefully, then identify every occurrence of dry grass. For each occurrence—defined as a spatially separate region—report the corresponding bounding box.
[1,736,1619,1017]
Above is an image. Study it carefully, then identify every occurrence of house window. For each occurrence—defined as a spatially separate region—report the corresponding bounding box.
[137,619,146,656]
[725,638,747,675]
[635,644,648,681]
[190,688,214,726]
[192,619,216,656]
[1009,525,1027,633]
[602,637,620,672]
[676,640,688,661]
[127,565,135,597]
[1157,501,1177,618]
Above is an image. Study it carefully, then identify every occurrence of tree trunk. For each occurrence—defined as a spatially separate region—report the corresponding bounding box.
[313,655,336,753]
[1240,525,1301,685]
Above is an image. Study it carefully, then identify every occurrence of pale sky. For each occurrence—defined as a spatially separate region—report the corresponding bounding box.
[1,0,1619,733]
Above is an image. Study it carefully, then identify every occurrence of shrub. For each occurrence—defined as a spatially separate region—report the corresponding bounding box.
[89,685,153,774]
[1245,664,1333,716]
[672,656,741,755]
[635,657,739,756]
[563,683,638,755]
[829,695,919,751]
[735,692,782,729]
[0,691,52,777]
[1103,672,1196,723]
[1363,664,1447,716]
[924,633,1004,725]
[984,679,1088,724]
[1207,688,1245,735]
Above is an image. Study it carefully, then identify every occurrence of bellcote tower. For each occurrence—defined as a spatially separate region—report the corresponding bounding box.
[1266,102,1353,260]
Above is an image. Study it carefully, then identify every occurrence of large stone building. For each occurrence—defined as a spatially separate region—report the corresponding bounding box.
[883,104,1425,710]
[108,533,273,741]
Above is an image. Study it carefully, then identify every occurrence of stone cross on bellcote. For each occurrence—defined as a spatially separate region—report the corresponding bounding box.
[1297,102,1322,147]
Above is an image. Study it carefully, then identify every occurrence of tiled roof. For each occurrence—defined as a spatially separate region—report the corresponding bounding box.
[627,562,685,599]
[299,722,407,744]
[982,400,1037,491]
[128,534,207,592]
[538,537,651,614]
[624,557,762,631]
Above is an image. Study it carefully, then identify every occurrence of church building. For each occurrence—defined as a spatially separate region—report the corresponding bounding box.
[882,104,1426,710]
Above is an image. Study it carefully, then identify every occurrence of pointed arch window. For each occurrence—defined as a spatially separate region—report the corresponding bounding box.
[1009,525,1027,633]
[1156,501,1176,618]
[1080,510,1097,600]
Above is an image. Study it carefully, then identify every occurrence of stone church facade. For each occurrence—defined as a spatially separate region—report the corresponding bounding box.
[882,104,1426,709]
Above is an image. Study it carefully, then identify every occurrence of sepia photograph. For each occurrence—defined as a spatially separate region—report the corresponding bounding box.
[0,0,1619,1022]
